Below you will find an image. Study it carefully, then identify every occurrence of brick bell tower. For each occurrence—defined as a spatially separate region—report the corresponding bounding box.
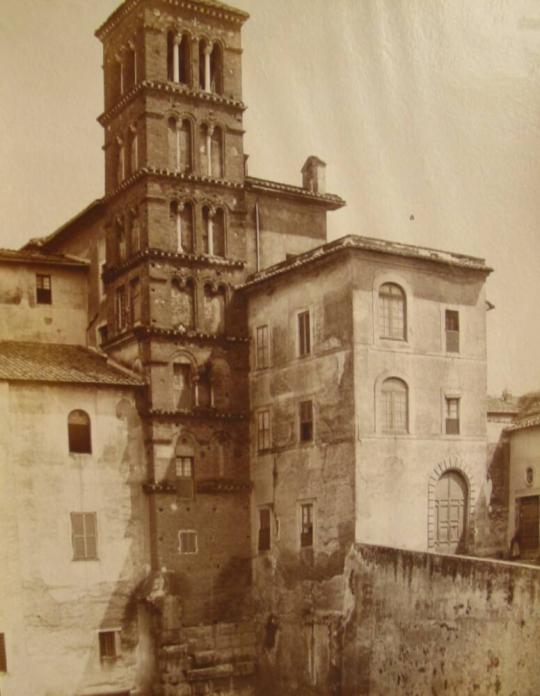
[96,0,252,630]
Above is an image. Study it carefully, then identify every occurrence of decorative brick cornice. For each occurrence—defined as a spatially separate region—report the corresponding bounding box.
[96,0,249,42]
[98,80,246,126]
[134,325,250,344]
[146,407,248,420]
[143,477,252,495]
[103,248,245,281]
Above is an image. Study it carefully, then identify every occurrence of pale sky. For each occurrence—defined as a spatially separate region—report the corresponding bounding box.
[1,0,539,396]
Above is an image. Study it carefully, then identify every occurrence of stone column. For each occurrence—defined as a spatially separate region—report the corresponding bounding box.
[204,42,213,92]
[206,125,214,177]
[176,201,184,253]
[173,35,181,83]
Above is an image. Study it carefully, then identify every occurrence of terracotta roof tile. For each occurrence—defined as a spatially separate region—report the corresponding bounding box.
[0,249,88,268]
[0,342,143,387]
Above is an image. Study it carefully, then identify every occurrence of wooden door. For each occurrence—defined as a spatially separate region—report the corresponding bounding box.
[519,496,539,553]
[435,471,467,553]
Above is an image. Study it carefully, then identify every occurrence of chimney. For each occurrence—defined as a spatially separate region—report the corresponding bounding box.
[301,156,326,194]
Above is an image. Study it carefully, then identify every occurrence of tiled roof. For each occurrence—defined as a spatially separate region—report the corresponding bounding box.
[22,199,104,252]
[0,342,143,387]
[506,415,540,433]
[245,176,345,210]
[0,249,88,268]
[487,395,520,414]
[239,235,491,290]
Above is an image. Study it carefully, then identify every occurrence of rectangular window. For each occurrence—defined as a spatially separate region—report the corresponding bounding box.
[99,630,118,660]
[71,512,98,560]
[299,400,314,442]
[0,633,6,672]
[179,530,198,554]
[445,397,460,435]
[257,410,271,452]
[258,508,271,553]
[115,285,127,331]
[176,455,194,499]
[36,274,52,304]
[445,310,460,353]
[130,278,141,324]
[256,325,269,369]
[301,503,314,548]
[298,310,311,357]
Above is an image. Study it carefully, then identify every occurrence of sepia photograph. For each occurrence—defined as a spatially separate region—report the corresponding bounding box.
[0,0,540,694]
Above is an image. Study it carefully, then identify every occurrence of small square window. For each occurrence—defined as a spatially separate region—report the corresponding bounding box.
[258,508,271,553]
[179,530,198,554]
[299,400,314,442]
[99,630,118,660]
[298,310,311,357]
[36,274,52,304]
[445,397,460,435]
[257,410,271,452]
[0,633,7,672]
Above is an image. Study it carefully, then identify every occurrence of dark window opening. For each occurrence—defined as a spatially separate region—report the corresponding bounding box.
[0,633,6,672]
[176,455,194,499]
[71,512,97,560]
[301,503,314,548]
[179,530,198,554]
[99,630,117,660]
[445,310,460,353]
[173,363,193,410]
[68,410,92,454]
[445,397,460,435]
[36,274,52,304]
[98,325,108,346]
[130,278,141,325]
[258,410,271,452]
[256,325,269,369]
[258,508,271,552]
[298,310,311,357]
[300,400,314,442]
[210,43,223,94]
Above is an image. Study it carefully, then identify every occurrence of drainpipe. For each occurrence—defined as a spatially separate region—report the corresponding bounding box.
[255,199,261,272]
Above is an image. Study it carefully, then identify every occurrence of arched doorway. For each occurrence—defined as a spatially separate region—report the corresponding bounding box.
[434,470,468,554]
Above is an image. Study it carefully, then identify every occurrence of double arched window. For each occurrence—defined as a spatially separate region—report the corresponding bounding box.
[381,378,408,433]
[68,410,92,454]
[379,283,406,340]
[167,32,191,85]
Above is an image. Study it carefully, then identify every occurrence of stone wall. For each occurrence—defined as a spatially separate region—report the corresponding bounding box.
[341,544,540,696]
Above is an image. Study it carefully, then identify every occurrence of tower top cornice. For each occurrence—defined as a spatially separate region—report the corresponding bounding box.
[96,0,249,41]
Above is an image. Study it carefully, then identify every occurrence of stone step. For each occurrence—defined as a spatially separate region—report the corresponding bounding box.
[185,663,234,682]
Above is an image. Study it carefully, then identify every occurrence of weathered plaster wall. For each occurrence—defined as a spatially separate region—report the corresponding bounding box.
[0,263,88,345]
[350,253,490,552]
[0,382,152,696]
[342,545,540,696]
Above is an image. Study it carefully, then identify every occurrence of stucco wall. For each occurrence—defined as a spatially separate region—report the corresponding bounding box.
[0,382,152,696]
[0,262,88,345]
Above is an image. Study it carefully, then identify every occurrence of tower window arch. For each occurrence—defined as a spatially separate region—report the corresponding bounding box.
[125,43,136,90]
[202,207,225,257]
[127,125,138,176]
[68,410,92,454]
[379,283,406,340]
[168,118,192,173]
[115,138,125,186]
[210,126,224,178]
[116,217,127,263]
[171,277,195,330]
[170,201,194,254]
[168,32,191,85]
[381,378,408,433]
[202,284,226,335]
[172,357,194,410]
[210,43,223,94]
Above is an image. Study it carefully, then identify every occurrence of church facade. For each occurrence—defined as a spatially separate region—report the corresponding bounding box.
[0,1,497,695]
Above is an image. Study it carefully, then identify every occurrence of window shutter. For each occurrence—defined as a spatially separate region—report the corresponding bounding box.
[0,633,7,672]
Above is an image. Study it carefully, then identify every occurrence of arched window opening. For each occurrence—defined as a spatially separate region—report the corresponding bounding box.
[210,126,224,178]
[381,378,408,434]
[112,60,122,101]
[199,40,208,90]
[203,284,226,335]
[196,365,213,408]
[435,471,468,554]
[68,410,92,454]
[115,139,125,186]
[199,124,210,176]
[178,34,191,85]
[171,278,195,329]
[170,201,193,254]
[129,209,141,255]
[167,31,175,81]
[379,283,406,340]
[128,126,138,175]
[212,208,225,257]
[116,218,127,263]
[168,117,178,170]
[126,45,136,90]
[173,361,193,410]
[211,360,232,410]
[178,119,192,173]
[210,43,223,94]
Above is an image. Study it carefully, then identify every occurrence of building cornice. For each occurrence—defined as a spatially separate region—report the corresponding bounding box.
[146,407,248,420]
[96,0,249,41]
[98,80,246,126]
[245,176,345,210]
